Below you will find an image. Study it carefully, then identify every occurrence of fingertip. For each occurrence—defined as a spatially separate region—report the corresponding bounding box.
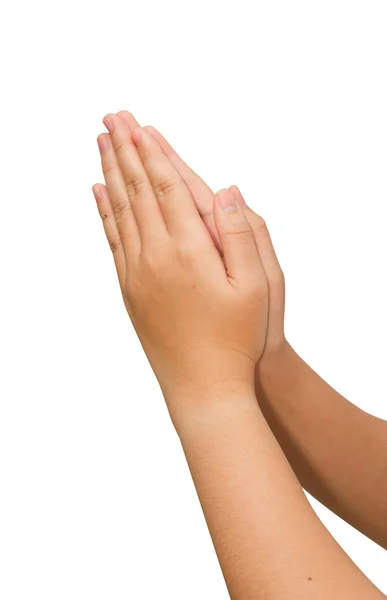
[143,125,163,143]
[114,112,128,126]
[97,133,110,154]
[102,114,116,133]
[132,125,151,147]
[229,185,247,207]
[115,110,129,124]
[143,125,156,133]
[228,185,239,197]
[216,188,238,212]
[214,188,262,286]
[117,110,142,131]
[92,184,102,202]
[143,126,172,152]
[116,109,131,118]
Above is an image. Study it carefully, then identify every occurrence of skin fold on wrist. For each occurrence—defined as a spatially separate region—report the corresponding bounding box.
[166,378,259,438]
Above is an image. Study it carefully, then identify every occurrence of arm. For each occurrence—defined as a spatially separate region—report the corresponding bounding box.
[256,339,387,550]
[174,383,384,600]
[231,185,387,551]
[92,111,385,598]
[126,116,387,550]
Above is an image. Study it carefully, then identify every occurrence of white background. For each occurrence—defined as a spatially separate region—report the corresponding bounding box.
[1,1,386,598]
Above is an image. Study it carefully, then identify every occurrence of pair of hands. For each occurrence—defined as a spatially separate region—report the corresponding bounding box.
[92,111,286,413]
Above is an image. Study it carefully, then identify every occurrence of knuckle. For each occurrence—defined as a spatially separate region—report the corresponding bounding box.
[176,242,196,267]
[141,255,155,275]
[247,279,267,301]
[125,174,147,198]
[113,200,132,222]
[225,229,254,245]
[152,177,177,201]
[102,162,115,177]
[144,125,172,154]
[271,267,285,288]
[141,245,169,272]
[109,239,122,254]
[142,125,154,135]
[254,214,267,231]
[114,139,127,153]
[123,273,137,300]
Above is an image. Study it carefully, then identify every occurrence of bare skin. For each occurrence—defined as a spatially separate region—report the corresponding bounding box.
[112,111,387,551]
[92,111,386,599]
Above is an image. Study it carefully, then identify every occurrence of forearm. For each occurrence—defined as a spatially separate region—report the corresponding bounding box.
[256,341,387,549]
[93,110,385,595]
[171,382,384,600]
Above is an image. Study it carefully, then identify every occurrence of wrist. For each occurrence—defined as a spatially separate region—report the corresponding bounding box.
[166,378,259,438]
[159,345,258,413]
[255,339,300,406]
[258,337,292,376]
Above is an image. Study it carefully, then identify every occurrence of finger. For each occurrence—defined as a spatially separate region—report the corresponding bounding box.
[131,125,211,242]
[102,114,167,244]
[116,110,141,130]
[118,114,221,250]
[229,186,284,286]
[229,186,285,341]
[213,189,266,287]
[92,183,126,288]
[97,133,141,263]
[143,125,221,251]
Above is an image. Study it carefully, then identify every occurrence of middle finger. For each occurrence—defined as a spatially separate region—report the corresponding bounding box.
[102,113,167,245]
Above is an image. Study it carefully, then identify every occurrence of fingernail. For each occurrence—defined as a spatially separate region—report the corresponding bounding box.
[132,126,142,145]
[97,135,109,154]
[218,189,238,211]
[103,116,115,133]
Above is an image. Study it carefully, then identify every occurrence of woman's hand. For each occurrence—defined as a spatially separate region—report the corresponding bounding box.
[91,114,387,598]
[113,112,286,360]
[116,115,387,554]
[92,113,268,414]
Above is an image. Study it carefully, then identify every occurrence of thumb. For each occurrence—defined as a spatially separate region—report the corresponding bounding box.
[229,185,284,285]
[213,188,265,285]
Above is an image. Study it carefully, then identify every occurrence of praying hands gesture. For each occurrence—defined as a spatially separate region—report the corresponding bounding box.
[92,111,386,599]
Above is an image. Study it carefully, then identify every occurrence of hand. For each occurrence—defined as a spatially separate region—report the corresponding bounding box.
[113,112,286,361]
[92,113,268,415]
